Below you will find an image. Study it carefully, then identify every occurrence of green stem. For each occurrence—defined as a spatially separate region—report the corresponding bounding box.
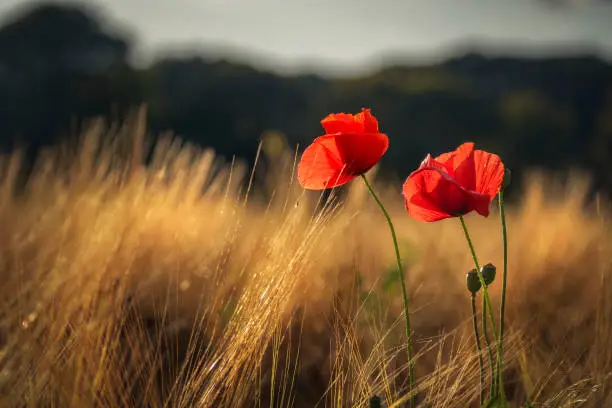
[497,191,508,400]
[459,215,507,405]
[458,216,498,340]
[471,294,486,406]
[482,296,496,397]
[361,174,415,408]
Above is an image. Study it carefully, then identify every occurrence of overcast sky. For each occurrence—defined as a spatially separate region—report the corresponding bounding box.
[1,0,611,75]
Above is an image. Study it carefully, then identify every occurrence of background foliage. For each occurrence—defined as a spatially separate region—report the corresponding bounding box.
[1,3,612,195]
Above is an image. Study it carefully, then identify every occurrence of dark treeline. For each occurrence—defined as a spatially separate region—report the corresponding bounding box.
[1,2,612,197]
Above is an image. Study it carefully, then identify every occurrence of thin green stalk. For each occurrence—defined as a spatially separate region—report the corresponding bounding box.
[458,216,498,340]
[482,296,496,396]
[497,191,508,400]
[361,174,415,408]
[471,294,486,405]
[459,215,508,405]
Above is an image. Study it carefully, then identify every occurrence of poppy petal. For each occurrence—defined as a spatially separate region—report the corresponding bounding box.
[433,150,454,167]
[404,193,455,222]
[297,135,358,190]
[436,142,476,190]
[436,142,504,198]
[321,113,363,134]
[403,169,457,221]
[354,108,379,133]
[418,154,450,173]
[320,108,379,134]
[332,132,389,174]
[403,167,492,222]
[473,149,505,198]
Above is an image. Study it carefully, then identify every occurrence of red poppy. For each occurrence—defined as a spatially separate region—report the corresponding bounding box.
[297,109,389,190]
[402,142,505,222]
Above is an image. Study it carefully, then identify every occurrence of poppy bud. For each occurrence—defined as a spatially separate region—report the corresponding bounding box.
[481,263,496,286]
[466,269,482,294]
[502,168,511,191]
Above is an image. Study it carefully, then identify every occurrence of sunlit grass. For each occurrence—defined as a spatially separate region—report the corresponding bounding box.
[0,111,609,407]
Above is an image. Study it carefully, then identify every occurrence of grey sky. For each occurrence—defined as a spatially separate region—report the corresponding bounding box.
[1,0,611,75]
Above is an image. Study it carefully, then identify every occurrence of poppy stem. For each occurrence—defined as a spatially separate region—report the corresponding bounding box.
[360,174,415,408]
[482,295,496,397]
[471,293,486,406]
[458,216,505,402]
[497,191,508,400]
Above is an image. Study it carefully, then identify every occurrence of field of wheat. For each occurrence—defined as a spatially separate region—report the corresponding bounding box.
[0,112,609,407]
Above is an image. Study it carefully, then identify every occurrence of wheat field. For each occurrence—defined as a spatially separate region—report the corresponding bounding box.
[0,111,609,407]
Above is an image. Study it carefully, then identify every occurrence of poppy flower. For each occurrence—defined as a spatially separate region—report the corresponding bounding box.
[402,142,505,222]
[297,109,389,190]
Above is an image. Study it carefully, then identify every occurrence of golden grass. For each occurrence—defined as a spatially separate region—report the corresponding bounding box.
[0,110,610,407]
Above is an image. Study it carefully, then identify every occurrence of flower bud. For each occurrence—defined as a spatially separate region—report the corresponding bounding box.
[466,269,482,294]
[502,168,511,191]
[481,263,497,286]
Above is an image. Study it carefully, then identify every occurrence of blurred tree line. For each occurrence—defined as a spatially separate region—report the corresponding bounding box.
[1,3,612,197]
